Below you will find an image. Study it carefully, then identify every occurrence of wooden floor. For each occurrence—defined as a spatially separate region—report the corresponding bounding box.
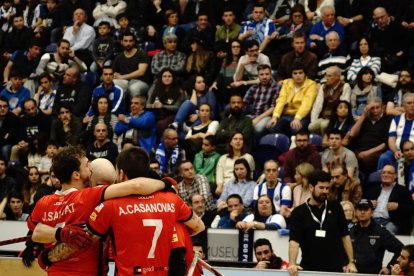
[0,257,46,276]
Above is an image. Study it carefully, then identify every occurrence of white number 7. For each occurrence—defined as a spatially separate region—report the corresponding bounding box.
[143,219,163,258]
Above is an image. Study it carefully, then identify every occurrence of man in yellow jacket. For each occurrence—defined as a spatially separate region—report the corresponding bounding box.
[266,62,318,137]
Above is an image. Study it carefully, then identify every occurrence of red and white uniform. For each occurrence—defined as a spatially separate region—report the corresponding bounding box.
[28,186,108,276]
[88,192,192,276]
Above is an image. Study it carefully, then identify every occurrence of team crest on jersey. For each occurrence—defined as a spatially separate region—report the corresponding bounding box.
[90,212,97,221]
[370,238,376,245]
[95,203,104,212]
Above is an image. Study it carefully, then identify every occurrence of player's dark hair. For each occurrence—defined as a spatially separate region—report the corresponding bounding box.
[52,145,85,184]
[117,146,150,179]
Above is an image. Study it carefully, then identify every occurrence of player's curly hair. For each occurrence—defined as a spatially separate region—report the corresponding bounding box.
[52,145,85,184]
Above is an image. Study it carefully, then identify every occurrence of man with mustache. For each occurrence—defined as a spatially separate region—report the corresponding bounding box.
[288,170,357,276]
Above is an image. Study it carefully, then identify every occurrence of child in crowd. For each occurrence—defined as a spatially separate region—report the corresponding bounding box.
[0,0,16,32]
[38,141,58,179]
[0,71,30,116]
[34,73,56,115]
[91,21,115,73]
[113,13,141,54]
[193,135,221,193]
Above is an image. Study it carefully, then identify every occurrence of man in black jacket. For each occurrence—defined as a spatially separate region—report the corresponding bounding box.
[350,199,403,274]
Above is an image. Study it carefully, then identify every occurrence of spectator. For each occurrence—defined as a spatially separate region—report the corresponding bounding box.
[4,191,29,221]
[341,200,357,230]
[33,73,56,116]
[303,0,334,23]
[90,21,115,74]
[350,198,403,274]
[322,100,354,148]
[62,8,95,54]
[253,238,288,269]
[193,135,220,193]
[292,162,315,208]
[243,64,279,140]
[41,0,62,45]
[217,158,256,210]
[158,10,185,49]
[177,161,215,211]
[215,94,254,152]
[50,104,83,147]
[316,31,351,81]
[398,141,414,210]
[351,67,382,117]
[172,75,216,128]
[0,96,22,161]
[113,13,140,55]
[21,166,41,208]
[236,194,287,231]
[322,129,359,179]
[3,14,33,55]
[35,39,87,81]
[215,132,255,196]
[391,245,414,276]
[183,103,219,161]
[215,9,241,45]
[114,95,156,154]
[151,33,186,78]
[3,39,42,94]
[347,37,381,84]
[307,6,345,56]
[386,69,414,116]
[112,31,150,98]
[254,160,292,218]
[369,165,413,235]
[211,194,249,229]
[0,0,16,33]
[232,40,271,88]
[278,32,318,81]
[85,66,125,120]
[368,7,406,73]
[182,13,215,53]
[147,68,184,136]
[37,141,58,178]
[92,0,126,28]
[189,193,216,246]
[155,128,186,177]
[267,62,318,137]
[0,71,30,116]
[379,93,414,169]
[309,66,351,136]
[86,123,119,165]
[238,3,276,53]
[53,66,91,118]
[329,166,362,206]
[283,130,321,185]
[0,155,16,202]
[350,97,392,174]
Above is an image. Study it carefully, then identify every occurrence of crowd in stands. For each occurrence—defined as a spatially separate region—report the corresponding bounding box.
[1,0,414,266]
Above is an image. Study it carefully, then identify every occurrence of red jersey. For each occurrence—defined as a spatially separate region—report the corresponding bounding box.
[88,192,192,276]
[28,186,108,276]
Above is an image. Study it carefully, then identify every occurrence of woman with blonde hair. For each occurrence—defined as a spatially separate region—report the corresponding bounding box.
[292,162,315,208]
[340,200,357,230]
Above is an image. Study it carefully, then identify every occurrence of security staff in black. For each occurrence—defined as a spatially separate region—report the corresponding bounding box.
[288,170,357,276]
[350,199,403,274]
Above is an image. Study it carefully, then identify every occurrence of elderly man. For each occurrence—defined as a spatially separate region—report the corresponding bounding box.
[253,160,292,218]
[378,93,414,169]
[307,6,345,56]
[329,166,362,206]
[369,7,406,73]
[309,66,351,135]
[316,31,351,81]
[350,97,392,174]
[239,3,276,52]
[368,165,413,235]
[63,8,95,52]
[114,95,156,154]
[52,66,91,118]
[150,33,186,78]
[350,199,403,274]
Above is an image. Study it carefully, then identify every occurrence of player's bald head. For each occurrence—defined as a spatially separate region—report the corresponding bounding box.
[90,158,116,186]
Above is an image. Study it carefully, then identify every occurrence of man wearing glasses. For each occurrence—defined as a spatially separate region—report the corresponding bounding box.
[253,160,292,218]
[368,165,413,235]
[155,127,186,177]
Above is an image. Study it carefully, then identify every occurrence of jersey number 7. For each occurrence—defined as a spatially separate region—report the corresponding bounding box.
[143,219,163,258]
